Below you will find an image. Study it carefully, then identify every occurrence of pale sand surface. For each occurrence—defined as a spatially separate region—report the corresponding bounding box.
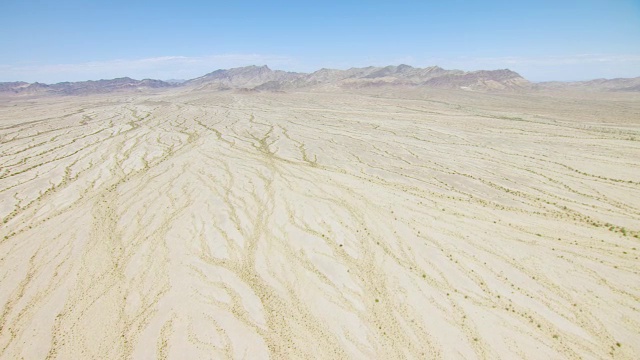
[0,88,639,359]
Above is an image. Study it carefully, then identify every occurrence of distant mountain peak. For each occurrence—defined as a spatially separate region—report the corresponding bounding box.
[187,65,531,91]
[4,64,638,96]
[0,77,174,96]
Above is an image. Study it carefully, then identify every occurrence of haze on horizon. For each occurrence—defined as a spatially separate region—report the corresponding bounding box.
[1,0,639,83]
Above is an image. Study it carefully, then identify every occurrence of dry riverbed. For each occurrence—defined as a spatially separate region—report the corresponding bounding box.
[1,88,639,359]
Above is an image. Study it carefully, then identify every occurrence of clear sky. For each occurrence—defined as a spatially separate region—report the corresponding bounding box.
[1,0,639,83]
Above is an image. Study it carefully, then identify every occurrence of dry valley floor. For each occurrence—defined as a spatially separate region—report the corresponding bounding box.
[1,88,639,359]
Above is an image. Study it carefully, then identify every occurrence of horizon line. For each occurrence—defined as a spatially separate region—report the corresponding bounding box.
[2,62,639,85]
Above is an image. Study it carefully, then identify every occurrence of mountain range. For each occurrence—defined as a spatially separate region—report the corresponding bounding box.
[1,64,639,96]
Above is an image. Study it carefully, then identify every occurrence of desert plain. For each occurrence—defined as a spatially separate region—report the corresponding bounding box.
[0,86,639,359]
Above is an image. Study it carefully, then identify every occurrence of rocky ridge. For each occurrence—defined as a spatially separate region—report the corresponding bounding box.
[2,64,639,96]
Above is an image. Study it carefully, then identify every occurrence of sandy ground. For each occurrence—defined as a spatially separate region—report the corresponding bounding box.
[0,88,639,359]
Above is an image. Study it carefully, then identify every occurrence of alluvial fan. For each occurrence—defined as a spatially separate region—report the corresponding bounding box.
[1,88,639,359]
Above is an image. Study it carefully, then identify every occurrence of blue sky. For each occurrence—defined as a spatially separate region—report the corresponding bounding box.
[1,0,639,82]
